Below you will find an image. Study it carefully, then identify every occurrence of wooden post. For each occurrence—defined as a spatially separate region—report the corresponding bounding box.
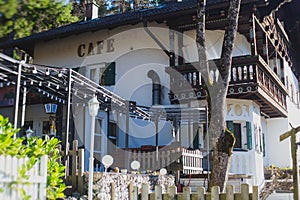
[291,130,299,200]
[78,148,84,194]
[226,185,234,200]
[252,186,259,200]
[168,185,177,200]
[241,184,249,200]
[211,186,220,200]
[155,185,162,200]
[196,187,205,200]
[279,124,300,200]
[111,182,115,200]
[72,140,78,191]
[141,183,149,200]
[183,187,191,200]
[132,186,138,200]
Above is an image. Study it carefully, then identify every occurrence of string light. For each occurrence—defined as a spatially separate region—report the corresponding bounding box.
[58,71,63,77]
[32,67,37,74]
[56,85,59,89]
[45,68,50,75]
[39,81,42,86]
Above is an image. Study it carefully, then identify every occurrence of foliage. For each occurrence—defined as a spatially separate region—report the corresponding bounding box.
[71,0,107,19]
[0,0,78,39]
[0,115,66,199]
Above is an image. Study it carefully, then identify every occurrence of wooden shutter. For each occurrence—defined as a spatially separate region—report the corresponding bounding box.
[226,121,234,133]
[246,121,252,150]
[104,62,115,85]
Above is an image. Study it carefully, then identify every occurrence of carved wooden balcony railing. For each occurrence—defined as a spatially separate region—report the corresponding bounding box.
[166,55,288,118]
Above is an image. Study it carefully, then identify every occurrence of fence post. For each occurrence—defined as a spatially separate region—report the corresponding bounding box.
[252,186,259,200]
[132,186,138,200]
[166,185,176,200]
[128,182,133,200]
[155,185,162,200]
[78,148,84,194]
[141,183,149,200]
[211,186,220,200]
[226,185,234,200]
[111,182,115,200]
[241,183,249,200]
[71,140,78,191]
[183,186,191,200]
[196,187,205,200]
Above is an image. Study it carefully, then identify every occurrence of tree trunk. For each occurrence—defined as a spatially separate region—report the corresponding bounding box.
[196,0,241,192]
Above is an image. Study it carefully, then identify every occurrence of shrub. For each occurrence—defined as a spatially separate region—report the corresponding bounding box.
[0,115,66,199]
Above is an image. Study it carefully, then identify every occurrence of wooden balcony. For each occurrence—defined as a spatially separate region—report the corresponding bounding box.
[128,146,203,174]
[166,55,288,118]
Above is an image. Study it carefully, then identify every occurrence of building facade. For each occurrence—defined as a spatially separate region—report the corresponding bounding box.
[0,0,299,191]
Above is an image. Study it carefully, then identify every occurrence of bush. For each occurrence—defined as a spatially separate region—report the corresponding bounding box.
[0,115,66,199]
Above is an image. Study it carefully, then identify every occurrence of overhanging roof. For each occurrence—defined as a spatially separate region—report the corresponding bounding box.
[0,0,270,54]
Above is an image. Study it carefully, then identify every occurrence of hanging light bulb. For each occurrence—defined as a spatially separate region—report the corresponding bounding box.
[39,81,42,86]
[58,71,63,77]
[32,67,37,74]
[45,68,50,75]
[56,84,59,89]
[30,80,34,85]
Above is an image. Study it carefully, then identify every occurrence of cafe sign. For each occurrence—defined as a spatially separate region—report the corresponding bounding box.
[77,38,115,57]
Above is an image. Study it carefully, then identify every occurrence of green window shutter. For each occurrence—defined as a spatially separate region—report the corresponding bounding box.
[246,121,252,150]
[226,121,234,133]
[104,62,115,86]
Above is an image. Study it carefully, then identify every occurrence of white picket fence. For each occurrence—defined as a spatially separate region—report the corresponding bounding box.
[0,155,48,200]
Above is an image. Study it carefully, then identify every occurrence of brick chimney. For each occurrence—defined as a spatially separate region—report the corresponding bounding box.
[86,0,99,20]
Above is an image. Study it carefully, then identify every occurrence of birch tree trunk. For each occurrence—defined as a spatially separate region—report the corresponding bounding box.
[196,0,241,192]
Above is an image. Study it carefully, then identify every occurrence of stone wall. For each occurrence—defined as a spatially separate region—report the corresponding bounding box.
[83,172,175,200]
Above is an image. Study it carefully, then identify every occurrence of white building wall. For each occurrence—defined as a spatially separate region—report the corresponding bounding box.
[183,30,251,62]
[225,99,264,187]
[265,58,300,168]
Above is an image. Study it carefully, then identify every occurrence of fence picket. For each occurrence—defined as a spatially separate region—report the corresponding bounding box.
[183,186,191,200]
[252,186,259,200]
[241,183,249,200]
[0,155,47,200]
[155,185,162,200]
[141,183,149,200]
[196,187,205,200]
[211,186,220,200]
[226,185,234,200]
[132,186,138,200]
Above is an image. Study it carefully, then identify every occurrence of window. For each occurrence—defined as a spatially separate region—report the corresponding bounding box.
[87,62,115,86]
[108,122,117,154]
[43,120,50,135]
[227,121,252,150]
[94,118,102,163]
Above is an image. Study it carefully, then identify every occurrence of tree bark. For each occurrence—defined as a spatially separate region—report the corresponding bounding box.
[196,0,241,192]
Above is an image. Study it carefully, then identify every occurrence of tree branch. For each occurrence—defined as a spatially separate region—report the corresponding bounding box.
[196,0,213,91]
[219,0,241,86]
